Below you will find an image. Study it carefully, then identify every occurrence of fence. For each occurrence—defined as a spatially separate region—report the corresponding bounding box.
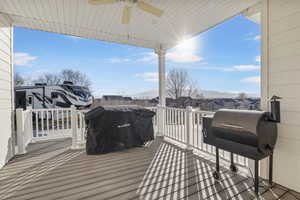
[30,108,72,141]
[16,106,86,154]
[16,105,249,168]
[154,106,249,168]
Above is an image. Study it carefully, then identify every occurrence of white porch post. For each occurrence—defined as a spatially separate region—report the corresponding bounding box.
[155,48,166,137]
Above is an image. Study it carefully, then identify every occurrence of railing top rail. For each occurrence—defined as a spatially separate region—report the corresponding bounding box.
[30,108,72,112]
[193,110,215,116]
[162,107,187,112]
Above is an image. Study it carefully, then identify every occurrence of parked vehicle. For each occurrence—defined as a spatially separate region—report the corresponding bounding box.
[15,81,93,109]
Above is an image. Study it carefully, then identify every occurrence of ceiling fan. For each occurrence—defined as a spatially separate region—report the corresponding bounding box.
[88,0,164,24]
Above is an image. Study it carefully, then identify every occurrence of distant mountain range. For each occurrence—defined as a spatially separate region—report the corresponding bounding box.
[131,89,259,99]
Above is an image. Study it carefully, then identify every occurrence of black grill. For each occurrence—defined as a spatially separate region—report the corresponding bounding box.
[85,106,155,154]
[202,96,280,196]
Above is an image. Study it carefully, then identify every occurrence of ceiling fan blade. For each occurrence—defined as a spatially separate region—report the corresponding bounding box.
[122,6,131,24]
[137,1,164,17]
[88,0,118,5]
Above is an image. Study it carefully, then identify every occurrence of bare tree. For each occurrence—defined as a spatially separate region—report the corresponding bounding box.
[33,69,91,89]
[166,68,200,99]
[36,73,61,85]
[60,69,91,88]
[186,79,201,98]
[14,72,24,86]
[237,92,247,99]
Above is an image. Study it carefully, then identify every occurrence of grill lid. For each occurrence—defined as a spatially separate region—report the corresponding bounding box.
[211,109,266,135]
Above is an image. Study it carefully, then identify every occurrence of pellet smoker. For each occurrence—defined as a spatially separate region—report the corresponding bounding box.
[202,96,281,195]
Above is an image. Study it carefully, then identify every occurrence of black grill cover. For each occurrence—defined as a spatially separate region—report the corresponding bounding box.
[85,106,155,154]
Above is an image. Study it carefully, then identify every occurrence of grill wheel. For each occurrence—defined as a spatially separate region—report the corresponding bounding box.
[213,171,220,180]
[230,164,238,173]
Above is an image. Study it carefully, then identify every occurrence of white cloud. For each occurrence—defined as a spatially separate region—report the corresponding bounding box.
[245,34,261,41]
[108,58,131,63]
[14,52,37,66]
[255,55,261,63]
[65,35,84,41]
[136,51,202,64]
[135,72,158,82]
[137,37,202,63]
[241,76,260,84]
[253,35,261,41]
[166,51,202,63]
[225,65,260,71]
[136,52,156,62]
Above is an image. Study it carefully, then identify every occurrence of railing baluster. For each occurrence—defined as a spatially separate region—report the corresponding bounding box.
[62,110,65,130]
[40,111,44,136]
[167,109,169,137]
[171,109,174,138]
[51,110,54,133]
[182,110,184,142]
[46,111,49,136]
[175,109,177,140]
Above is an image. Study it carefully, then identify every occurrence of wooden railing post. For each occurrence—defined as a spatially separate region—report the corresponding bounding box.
[186,106,193,150]
[16,108,26,154]
[71,105,78,149]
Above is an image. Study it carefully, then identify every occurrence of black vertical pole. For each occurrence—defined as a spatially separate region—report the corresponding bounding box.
[230,152,234,166]
[43,86,46,108]
[269,154,273,185]
[216,147,219,173]
[255,160,259,196]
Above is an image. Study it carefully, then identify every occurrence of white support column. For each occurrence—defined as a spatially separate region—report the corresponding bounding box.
[259,0,270,180]
[71,105,78,149]
[156,48,166,107]
[155,48,166,137]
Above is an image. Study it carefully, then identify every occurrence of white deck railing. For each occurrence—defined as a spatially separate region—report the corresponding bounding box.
[30,108,72,141]
[16,106,86,154]
[153,106,249,168]
[16,105,249,169]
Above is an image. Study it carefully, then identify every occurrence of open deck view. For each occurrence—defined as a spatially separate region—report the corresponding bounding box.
[1,0,300,199]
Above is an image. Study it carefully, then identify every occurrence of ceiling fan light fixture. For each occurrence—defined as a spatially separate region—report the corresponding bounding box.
[88,0,164,24]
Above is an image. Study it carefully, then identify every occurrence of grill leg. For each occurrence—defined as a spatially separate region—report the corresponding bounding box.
[216,147,220,172]
[254,160,259,196]
[213,147,220,180]
[269,154,273,185]
[230,153,237,172]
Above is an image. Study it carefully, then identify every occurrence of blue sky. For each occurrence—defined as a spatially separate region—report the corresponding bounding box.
[14,15,260,97]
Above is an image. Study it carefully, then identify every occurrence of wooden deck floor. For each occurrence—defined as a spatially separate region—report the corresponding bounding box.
[0,138,299,200]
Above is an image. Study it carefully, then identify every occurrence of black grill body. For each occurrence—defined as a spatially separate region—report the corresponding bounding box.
[211,109,277,160]
[202,109,279,196]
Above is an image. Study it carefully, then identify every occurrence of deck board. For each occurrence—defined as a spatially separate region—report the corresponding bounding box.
[0,137,299,200]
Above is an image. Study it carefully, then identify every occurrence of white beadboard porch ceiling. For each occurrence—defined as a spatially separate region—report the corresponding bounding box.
[0,0,260,49]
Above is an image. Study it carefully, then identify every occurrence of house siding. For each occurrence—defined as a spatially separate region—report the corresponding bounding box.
[263,0,300,192]
[0,14,13,168]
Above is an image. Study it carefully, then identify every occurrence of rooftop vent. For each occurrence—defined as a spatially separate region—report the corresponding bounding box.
[35,83,47,86]
[63,81,73,85]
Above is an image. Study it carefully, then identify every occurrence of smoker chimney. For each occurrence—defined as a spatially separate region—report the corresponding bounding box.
[269,95,281,123]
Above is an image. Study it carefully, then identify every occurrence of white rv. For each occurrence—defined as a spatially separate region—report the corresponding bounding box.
[15,81,93,109]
